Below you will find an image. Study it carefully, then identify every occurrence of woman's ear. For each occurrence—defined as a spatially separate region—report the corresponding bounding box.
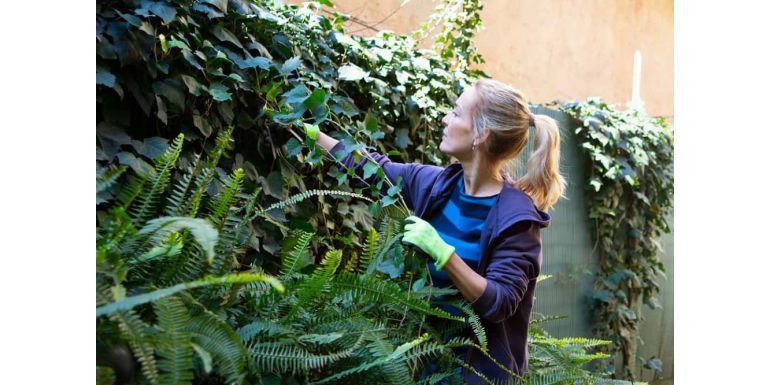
[477,130,491,145]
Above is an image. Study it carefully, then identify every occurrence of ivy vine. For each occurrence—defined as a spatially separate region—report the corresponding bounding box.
[558,99,674,380]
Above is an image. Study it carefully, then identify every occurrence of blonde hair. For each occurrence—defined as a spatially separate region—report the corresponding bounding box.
[470,78,566,211]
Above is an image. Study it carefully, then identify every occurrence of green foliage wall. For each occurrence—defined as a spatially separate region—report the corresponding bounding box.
[97,1,671,384]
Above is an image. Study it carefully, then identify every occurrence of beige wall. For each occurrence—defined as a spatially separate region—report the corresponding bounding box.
[286,0,673,121]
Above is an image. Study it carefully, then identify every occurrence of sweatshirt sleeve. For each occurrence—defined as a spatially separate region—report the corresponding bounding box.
[470,220,542,323]
[329,140,444,211]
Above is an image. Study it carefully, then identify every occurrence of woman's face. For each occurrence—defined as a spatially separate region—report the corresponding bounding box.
[439,87,480,160]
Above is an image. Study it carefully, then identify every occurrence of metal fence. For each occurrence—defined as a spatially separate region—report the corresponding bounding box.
[526,106,674,382]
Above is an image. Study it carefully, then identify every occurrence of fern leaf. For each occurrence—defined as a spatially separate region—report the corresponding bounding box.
[188,310,248,385]
[164,159,200,216]
[364,331,412,385]
[280,230,314,278]
[248,334,365,376]
[308,333,429,385]
[138,216,218,264]
[208,168,245,227]
[358,227,379,273]
[459,303,487,352]
[130,134,184,225]
[290,250,343,318]
[97,273,284,317]
[111,310,159,385]
[237,320,293,341]
[154,296,193,385]
[331,272,465,321]
[254,189,374,219]
[97,164,127,194]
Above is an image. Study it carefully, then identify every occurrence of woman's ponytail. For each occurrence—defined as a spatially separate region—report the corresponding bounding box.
[470,79,566,211]
[515,114,566,211]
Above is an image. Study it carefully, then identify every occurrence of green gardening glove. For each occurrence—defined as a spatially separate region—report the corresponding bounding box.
[401,215,455,271]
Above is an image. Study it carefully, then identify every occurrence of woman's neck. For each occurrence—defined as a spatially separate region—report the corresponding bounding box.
[458,156,504,197]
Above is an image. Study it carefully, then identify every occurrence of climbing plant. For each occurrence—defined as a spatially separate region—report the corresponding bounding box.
[558,99,674,380]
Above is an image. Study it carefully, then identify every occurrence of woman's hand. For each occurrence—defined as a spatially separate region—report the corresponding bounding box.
[401,215,455,270]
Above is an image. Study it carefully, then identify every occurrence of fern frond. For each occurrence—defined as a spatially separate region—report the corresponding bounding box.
[183,127,233,218]
[111,310,159,385]
[308,333,429,385]
[290,250,343,317]
[208,168,245,226]
[358,227,379,273]
[363,331,412,385]
[130,134,184,225]
[97,273,285,317]
[97,164,127,194]
[238,320,294,341]
[137,216,218,264]
[116,173,149,210]
[248,334,365,376]
[331,272,464,321]
[459,303,487,352]
[280,230,314,278]
[164,159,200,216]
[188,310,248,385]
[254,189,374,219]
[154,296,193,385]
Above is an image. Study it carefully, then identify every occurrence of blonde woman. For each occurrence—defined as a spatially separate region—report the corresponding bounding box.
[311,78,566,384]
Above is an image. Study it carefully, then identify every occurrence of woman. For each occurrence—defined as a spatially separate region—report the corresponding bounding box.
[310,78,566,384]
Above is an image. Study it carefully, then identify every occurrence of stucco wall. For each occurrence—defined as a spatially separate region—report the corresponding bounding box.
[285,0,674,121]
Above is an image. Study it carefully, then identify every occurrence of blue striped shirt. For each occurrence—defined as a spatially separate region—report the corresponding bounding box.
[427,176,499,289]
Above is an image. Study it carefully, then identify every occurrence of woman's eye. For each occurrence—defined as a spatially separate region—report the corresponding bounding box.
[452,111,459,116]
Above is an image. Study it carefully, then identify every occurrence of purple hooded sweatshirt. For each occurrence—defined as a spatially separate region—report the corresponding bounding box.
[330,140,551,385]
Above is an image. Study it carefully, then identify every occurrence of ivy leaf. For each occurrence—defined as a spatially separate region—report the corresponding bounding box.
[593,290,612,303]
[132,137,169,159]
[207,82,231,101]
[330,95,360,117]
[280,56,302,75]
[167,38,190,51]
[201,0,228,13]
[338,64,369,81]
[381,195,397,208]
[135,1,177,23]
[211,25,244,49]
[96,68,116,88]
[303,123,319,141]
[152,79,186,109]
[285,138,302,158]
[242,56,271,70]
[282,85,310,105]
[395,128,412,149]
[363,161,379,179]
[180,75,207,96]
[192,114,212,137]
[192,3,224,19]
[364,111,377,132]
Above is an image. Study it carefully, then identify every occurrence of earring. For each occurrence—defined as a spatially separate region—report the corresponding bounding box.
[471,142,476,151]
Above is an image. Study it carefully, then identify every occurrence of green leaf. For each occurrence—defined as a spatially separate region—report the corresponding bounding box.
[282,85,310,105]
[96,273,284,317]
[191,343,213,374]
[207,83,231,101]
[153,80,186,109]
[303,123,319,141]
[211,25,244,49]
[338,64,369,81]
[280,56,302,74]
[167,38,191,51]
[180,75,206,96]
[285,138,302,158]
[139,217,219,262]
[363,161,379,179]
[201,0,228,13]
[241,56,271,70]
[96,69,116,88]
[330,95,360,117]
